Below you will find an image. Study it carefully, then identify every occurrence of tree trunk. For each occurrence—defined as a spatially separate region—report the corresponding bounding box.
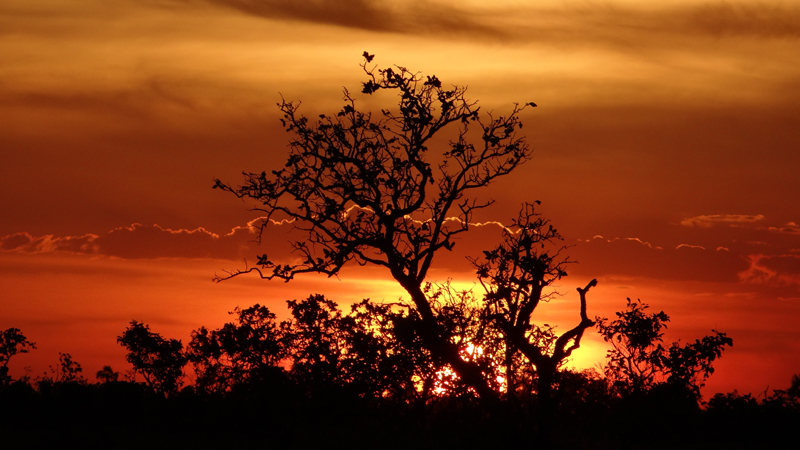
[536,365,555,450]
[402,281,500,404]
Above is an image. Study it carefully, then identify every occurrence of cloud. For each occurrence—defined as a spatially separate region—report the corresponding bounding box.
[0,216,535,279]
[739,254,800,286]
[0,220,280,261]
[571,235,749,283]
[0,231,99,253]
[680,214,765,228]
[687,3,800,38]
[761,222,800,235]
[0,232,35,251]
[184,1,800,44]
[199,0,500,37]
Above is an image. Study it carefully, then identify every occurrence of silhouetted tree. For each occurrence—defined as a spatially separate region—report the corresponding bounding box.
[419,282,510,399]
[596,298,668,395]
[117,321,187,397]
[188,304,287,394]
[282,294,348,394]
[597,298,732,399]
[95,365,119,383]
[790,374,800,398]
[0,328,36,386]
[50,352,85,384]
[764,374,800,416]
[213,53,536,400]
[470,204,597,447]
[339,298,435,402]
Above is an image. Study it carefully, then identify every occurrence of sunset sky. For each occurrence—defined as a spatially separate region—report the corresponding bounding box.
[2,0,799,396]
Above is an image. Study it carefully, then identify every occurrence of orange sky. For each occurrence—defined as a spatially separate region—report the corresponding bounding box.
[2,0,799,397]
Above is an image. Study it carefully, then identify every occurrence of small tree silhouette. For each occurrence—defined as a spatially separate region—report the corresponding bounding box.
[596,298,669,394]
[0,328,36,386]
[118,321,187,397]
[51,352,85,384]
[95,365,119,383]
[213,53,536,400]
[597,298,732,398]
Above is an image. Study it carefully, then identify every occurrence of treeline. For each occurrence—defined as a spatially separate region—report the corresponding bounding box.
[2,293,798,449]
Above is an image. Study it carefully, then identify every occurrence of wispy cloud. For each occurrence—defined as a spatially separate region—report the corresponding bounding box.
[680,214,765,228]
[0,232,99,253]
[0,221,271,260]
[761,222,800,235]
[581,236,661,250]
[571,235,747,283]
[739,254,800,290]
[676,243,705,250]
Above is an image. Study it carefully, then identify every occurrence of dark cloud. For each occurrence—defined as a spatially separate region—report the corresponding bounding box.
[188,1,800,43]
[201,0,501,37]
[759,254,800,276]
[528,3,800,42]
[680,214,765,228]
[739,254,800,287]
[688,3,800,38]
[0,232,34,251]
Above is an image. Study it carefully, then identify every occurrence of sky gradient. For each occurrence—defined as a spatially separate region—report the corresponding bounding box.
[2,0,799,396]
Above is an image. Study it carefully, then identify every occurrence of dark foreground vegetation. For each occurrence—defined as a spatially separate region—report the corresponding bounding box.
[2,297,798,450]
[3,54,797,448]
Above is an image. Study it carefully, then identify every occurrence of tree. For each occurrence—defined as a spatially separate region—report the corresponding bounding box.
[0,328,36,386]
[596,298,668,394]
[470,204,597,446]
[50,352,85,384]
[339,298,436,402]
[188,304,287,394]
[406,281,514,400]
[597,298,732,398]
[282,294,349,394]
[95,365,119,383]
[213,53,535,400]
[117,321,187,397]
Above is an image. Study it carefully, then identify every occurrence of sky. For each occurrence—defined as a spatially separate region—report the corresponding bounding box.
[2,0,799,396]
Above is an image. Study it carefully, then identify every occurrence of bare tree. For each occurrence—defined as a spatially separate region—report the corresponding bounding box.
[214,53,535,400]
[470,203,597,446]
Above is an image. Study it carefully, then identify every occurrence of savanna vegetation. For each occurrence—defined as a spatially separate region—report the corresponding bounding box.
[2,54,796,449]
